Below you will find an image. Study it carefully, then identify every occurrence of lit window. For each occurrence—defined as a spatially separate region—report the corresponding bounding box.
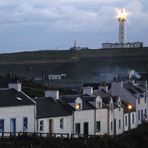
[60,118,64,129]
[96,121,101,132]
[75,123,80,134]
[23,117,28,131]
[0,119,4,132]
[39,120,44,131]
[76,103,81,110]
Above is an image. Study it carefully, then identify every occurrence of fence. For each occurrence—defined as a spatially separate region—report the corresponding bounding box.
[0,132,96,139]
[0,132,70,139]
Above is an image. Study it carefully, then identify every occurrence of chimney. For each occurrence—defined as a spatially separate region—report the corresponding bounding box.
[45,90,59,100]
[8,82,22,92]
[83,87,93,95]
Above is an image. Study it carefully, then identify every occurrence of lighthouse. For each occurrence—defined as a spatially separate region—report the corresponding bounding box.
[102,8,143,49]
[117,9,128,44]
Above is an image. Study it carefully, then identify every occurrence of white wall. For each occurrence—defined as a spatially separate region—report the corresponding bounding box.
[8,83,22,92]
[0,105,36,132]
[96,109,108,135]
[130,112,137,129]
[136,95,148,125]
[74,110,95,135]
[109,107,124,135]
[83,87,93,95]
[124,114,128,132]
[114,108,124,135]
[45,90,59,100]
[37,115,72,135]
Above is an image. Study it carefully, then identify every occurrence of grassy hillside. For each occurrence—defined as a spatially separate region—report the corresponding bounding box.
[0,47,148,84]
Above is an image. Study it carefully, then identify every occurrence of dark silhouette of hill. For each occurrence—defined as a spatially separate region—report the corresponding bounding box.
[0,47,148,83]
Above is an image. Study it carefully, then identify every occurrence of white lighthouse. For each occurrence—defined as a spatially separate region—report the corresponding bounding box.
[117,9,128,44]
[102,8,143,49]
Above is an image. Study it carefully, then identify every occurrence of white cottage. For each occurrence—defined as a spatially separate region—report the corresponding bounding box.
[110,80,148,126]
[34,90,73,135]
[0,82,36,134]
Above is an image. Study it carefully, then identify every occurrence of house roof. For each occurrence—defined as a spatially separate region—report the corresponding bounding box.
[124,82,146,96]
[34,97,73,118]
[121,100,136,113]
[61,95,96,110]
[94,89,112,104]
[0,89,35,107]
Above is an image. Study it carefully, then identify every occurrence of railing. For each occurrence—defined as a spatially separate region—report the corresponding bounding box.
[71,134,96,138]
[0,132,70,139]
[0,132,104,139]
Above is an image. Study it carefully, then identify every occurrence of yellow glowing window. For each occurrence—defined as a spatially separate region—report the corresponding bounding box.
[76,103,81,110]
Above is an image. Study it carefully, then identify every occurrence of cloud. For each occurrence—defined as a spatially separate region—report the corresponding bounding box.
[0,0,147,51]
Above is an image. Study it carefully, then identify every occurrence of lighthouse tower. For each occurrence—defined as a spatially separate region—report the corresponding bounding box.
[117,9,128,44]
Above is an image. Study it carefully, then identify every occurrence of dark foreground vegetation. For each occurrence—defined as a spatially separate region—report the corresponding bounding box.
[0,124,148,148]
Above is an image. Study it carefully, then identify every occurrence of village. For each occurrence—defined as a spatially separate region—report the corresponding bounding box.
[0,74,147,138]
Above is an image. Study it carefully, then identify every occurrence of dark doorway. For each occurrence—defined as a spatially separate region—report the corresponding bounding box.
[49,119,53,133]
[114,119,116,135]
[10,118,16,136]
[83,122,89,135]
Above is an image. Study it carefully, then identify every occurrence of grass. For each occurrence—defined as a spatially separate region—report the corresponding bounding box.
[0,48,148,84]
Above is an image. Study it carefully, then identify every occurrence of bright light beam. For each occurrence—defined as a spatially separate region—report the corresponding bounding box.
[116,8,129,21]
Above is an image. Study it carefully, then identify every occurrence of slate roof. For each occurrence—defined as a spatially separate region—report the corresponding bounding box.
[124,82,146,95]
[61,95,96,110]
[0,89,35,107]
[34,97,73,118]
[94,89,112,104]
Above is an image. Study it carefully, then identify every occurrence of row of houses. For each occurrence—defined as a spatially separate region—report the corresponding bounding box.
[0,79,147,136]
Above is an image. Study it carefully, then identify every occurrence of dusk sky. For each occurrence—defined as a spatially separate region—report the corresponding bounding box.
[0,0,148,53]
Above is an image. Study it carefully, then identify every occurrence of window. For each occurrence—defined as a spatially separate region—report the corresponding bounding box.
[96,121,101,132]
[132,114,135,124]
[119,120,121,129]
[125,116,127,126]
[145,109,147,116]
[138,110,140,121]
[144,94,147,103]
[39,120,44,131]
[75,123,80,134]
[76,103,81,110]
[0,119,4,132]
[23,117,28,131]
[97,102,102,109]
[60,118,64,129]
[111,122,113,131]
[141,110,143,121]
